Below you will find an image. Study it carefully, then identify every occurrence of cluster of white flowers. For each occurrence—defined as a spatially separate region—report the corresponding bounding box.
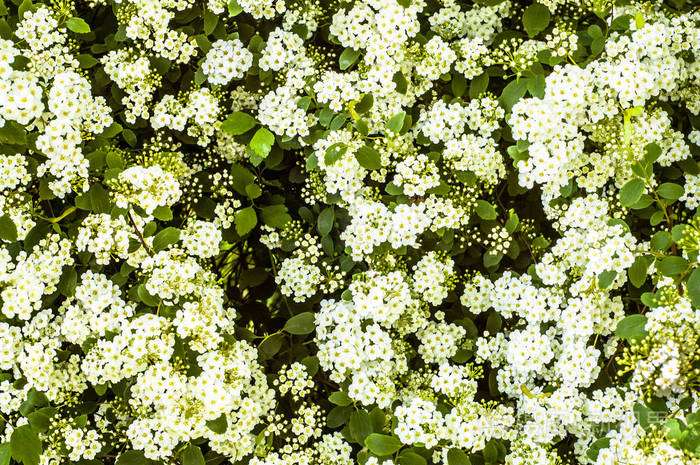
[258,85,315,139]
[313,71,361,112]
[274,363,314,399]
[59,271,135,344]
[0,235,73,320]
[4,41,113,198]
[0,38,43,126]
[509,17,698,200]
[443,133,505,184]
[92,0,197,63]
[239,0,285,19]
[102,50,160,122]
[411,252,455,306]
[393,153,441,196]
[76,213,134,265]
[419,100,468,144]
[151,88,222,145]
[202,39,253,86]
[112,165,182,215]
[180,219,222,258]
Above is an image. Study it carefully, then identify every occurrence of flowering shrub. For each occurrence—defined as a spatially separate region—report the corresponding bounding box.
[0,0,699,464]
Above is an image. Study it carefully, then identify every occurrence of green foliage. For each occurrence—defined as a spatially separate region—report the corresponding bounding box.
[283,312,316,335]
[365,434,402,456]
[615,314,648,340]
[221,112,258,135]
[522,3,551,37]
[10,426,41,465]
[66,17,90,33]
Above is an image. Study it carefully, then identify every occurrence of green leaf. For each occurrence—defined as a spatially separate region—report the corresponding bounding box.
[499,78,528,111]
[18,0,36,20]
[365,434,402,456]
[206,414,228,434]
[66,17,91,34]
[89,183,111,214]
[451,73,467,97]
[203,11,218,35]
[398,451,427,465]
[615,314,648,340]
[152,227,180,252]
[234,207,257,236]
[327,405,353,428]
[483,249,503,268]
[10,425,41,465]
[486,312,502,334]
[475,200,497,220]
[249,128,274,159]
[523,0,551,36]
[587,24,603,39]
[152,206,173,221]
[657,256,689,276]
[664,418,683,441]
[355,145,382,170]
[483,441,498,463]
[355,94,374,114]
[339,47,361,70]
[76,53,99,68]
[628,256,649,288]
[527,73,545,99]
[324,143,348,165]
[0,214,17,242]
[245,184,262,199]
[221,112,257,135]
[283,312,316,335]
[619,178,645,206]
[350,410,372,443]
[181,445,205,465]
[597,270,617,289]
[386,112,406,134]
[137,284,159,307]
[447,448,471,465]
[106,150,124,169]
[228,0,243,15]
[687,267,700,308]
[657,182,684,200]
[0,443,10,465]
[317,207,335,236]
[650,210,665,226]
[393,72,407,94]
[330,114,347,131]
[115,450,147,465]
[505,212,519,233]
[230,164,256,195]
[469,72,489,99]
[644,142,662,164]
[0,121,27,145]
[328,391,352,406]
[261,204,291,228]
[18,389,47,416]
[58,267,78,297]
[27,407,56,432]
[369,407,386,431]
[194,68,206,85]
[195,34,212,53]
[586,438,610,461]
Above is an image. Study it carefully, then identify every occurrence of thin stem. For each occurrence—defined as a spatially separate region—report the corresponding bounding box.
[127,210,154,257]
